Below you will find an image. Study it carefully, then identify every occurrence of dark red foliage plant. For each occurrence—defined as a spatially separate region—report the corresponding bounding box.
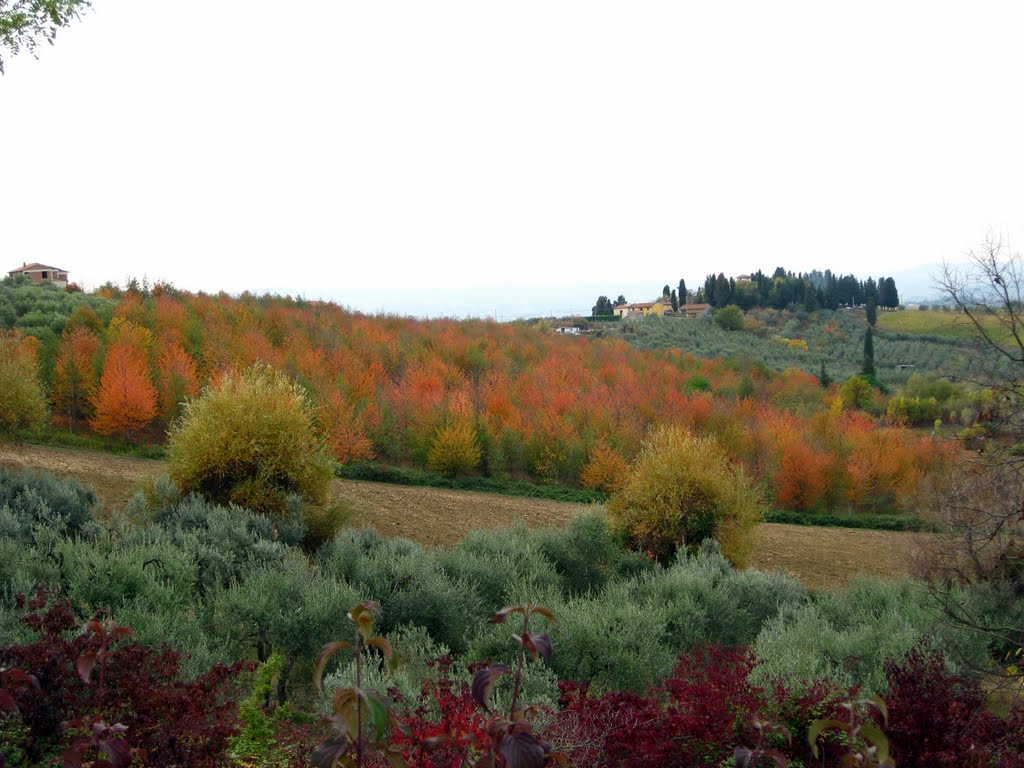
[389,656,492,768]
[0,589,252,767]
[547,646,855,768]
[883,644,1024,768]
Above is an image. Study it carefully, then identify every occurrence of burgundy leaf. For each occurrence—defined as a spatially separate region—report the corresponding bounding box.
[311,736,351,768]
[498,729,547,768]
[734,747,755,768]
[529,633,552,665]
[76,651,97,684]
[471,664,511,711]
[1,669,39,688]
[62,743,88,768]
[489,606,525,624]
[531,606,556,623]
[99,738,133,768]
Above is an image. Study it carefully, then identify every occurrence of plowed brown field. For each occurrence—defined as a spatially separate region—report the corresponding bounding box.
[0,443,927,590]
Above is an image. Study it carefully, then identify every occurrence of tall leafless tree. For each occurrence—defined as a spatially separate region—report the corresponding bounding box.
[920,237,1024,688]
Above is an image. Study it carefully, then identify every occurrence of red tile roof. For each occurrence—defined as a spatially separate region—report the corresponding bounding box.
[9,263,68,273]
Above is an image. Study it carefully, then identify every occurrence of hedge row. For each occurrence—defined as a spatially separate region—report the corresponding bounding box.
[335,462,606,504]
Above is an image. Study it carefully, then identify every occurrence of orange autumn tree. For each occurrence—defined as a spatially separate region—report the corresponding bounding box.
[51,326,100,430]
[90,328,158,442]
[156,340,200,426]
[319,388,374,465]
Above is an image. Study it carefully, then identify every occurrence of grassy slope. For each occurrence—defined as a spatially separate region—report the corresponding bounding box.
[602,308,1013,386]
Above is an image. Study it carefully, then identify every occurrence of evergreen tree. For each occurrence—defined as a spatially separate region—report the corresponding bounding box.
[662,284,671,298]
[864,276,878,306]
[670,289,679,312]
[818,361,832,389]
[678,279,687,304]
[715,273,731,307]
[592,295,613,316]
[883,277,899,309]
[866,296,877,326]
[862,326,876,377]
[802,282,817,312]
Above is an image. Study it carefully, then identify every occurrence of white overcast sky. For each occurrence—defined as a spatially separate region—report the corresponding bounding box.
[3,1,1024,317]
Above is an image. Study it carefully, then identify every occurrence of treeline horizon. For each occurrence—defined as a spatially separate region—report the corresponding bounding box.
[591,268,901,318]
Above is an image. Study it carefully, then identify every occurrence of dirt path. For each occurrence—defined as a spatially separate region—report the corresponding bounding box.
[0,443,927,589]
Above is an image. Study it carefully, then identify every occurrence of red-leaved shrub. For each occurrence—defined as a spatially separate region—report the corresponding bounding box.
[884,645,1024,768]
[0,590,251,767]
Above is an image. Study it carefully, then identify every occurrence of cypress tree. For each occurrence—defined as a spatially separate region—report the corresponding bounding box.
[862,326,876,377]
[818,361,832,389]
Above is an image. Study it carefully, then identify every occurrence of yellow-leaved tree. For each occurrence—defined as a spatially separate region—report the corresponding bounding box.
[427,419,482,477]
[608,425,763,566]
[166,364,334,516]
[0,331,48,439]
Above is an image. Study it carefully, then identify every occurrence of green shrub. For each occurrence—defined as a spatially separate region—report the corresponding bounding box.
[150,494,291,590]
[635,540,805,649]
[0,468,97,544]
[318,532,485,653]
[763,509,928,531]
[323,624,452,705]
[438,524,561,610]
[533,511,653,595]
[753,579,977,693]
[714,304,745,331]
[166,363,334,516]
[335,462,604,504]
[207,552,361,702]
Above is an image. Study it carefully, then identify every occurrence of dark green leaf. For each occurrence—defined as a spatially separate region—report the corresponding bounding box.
[358,688,393,742]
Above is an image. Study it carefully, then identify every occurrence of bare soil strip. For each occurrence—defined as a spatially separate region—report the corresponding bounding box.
[0,443,926,590]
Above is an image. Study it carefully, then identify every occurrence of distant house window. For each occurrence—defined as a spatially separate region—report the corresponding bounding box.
[41,272,48,278]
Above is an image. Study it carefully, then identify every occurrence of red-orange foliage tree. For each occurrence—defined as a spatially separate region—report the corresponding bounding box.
[90,337,158,442]
[51,327,100,430]
[156,340,200,426]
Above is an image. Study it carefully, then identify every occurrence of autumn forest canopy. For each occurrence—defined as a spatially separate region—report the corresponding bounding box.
[0,275,950,519]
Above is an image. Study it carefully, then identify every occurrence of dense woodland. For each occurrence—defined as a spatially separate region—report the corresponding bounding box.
[0,277,959,516]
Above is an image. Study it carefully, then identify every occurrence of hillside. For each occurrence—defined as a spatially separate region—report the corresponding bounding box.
[602,307,1010,387]
[2,281,948,519]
